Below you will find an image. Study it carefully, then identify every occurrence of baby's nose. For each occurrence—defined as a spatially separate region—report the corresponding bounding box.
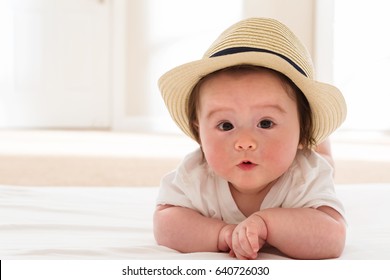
[234,135,257,151]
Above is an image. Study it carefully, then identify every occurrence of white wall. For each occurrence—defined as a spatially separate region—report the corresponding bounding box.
[243,0,314,55]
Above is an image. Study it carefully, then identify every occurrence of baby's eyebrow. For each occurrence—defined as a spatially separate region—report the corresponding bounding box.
[205,104,287,119]
[259,104,288,114]
[205,107,233,119]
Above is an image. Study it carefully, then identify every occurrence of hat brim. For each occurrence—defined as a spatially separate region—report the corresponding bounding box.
[159,51,347,144]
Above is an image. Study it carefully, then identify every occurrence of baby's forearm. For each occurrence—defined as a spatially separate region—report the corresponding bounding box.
[153,205,227,253]
[257,206,346,259]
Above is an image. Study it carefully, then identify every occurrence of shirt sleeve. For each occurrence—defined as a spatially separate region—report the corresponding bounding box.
[155,148,211,214]
[264,151,346,219]
[155,169,194,209]
[155,148,234,221]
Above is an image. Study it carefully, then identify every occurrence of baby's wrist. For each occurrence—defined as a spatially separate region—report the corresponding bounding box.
[252,212,268,241]
[217,224,234,252]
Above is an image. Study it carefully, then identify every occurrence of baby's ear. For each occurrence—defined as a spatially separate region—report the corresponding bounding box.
[192,121,200,135]
[190,121,201,144]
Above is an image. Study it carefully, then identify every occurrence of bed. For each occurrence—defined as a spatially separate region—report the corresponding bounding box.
[1,183,389,260]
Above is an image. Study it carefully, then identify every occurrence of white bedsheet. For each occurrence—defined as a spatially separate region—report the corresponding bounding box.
[1,184,389,260]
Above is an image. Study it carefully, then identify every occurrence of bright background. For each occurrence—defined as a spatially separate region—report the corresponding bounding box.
[0,0,389,186]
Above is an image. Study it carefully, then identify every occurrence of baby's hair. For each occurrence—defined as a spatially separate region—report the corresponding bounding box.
[187,65,316,150]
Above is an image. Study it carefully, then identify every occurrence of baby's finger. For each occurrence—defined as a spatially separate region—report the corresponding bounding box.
[246,227,260,254]
[234,251,251,260]
[233,228,257,259]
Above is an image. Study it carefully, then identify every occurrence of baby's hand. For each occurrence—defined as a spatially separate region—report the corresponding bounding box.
[231,213,268,259]
[218,224,236,253]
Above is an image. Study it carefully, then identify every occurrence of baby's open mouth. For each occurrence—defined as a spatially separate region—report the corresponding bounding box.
[238,161,257,170]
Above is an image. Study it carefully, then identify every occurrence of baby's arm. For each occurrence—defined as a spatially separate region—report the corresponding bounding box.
[232,206,345,259]
[154,205,234,253]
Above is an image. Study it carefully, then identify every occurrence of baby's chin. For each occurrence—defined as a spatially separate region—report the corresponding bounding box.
[227,180,272,194]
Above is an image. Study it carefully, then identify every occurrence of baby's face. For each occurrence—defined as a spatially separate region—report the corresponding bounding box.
[197,70,300,194]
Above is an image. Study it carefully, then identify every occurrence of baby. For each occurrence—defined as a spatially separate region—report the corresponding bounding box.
[154,18,347,260]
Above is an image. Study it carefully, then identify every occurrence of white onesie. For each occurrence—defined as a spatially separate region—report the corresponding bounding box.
[156,148,345,224]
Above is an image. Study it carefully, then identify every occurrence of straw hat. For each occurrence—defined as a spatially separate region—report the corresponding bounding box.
[158,17,346,144]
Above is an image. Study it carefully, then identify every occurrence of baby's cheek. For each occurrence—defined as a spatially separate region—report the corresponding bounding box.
[204,150,229,175]
[265,147,296,171]
[205,153,222,170]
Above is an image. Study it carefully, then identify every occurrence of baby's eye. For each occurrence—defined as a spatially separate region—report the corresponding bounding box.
[217,121,234,131]
[257,119,274,129]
